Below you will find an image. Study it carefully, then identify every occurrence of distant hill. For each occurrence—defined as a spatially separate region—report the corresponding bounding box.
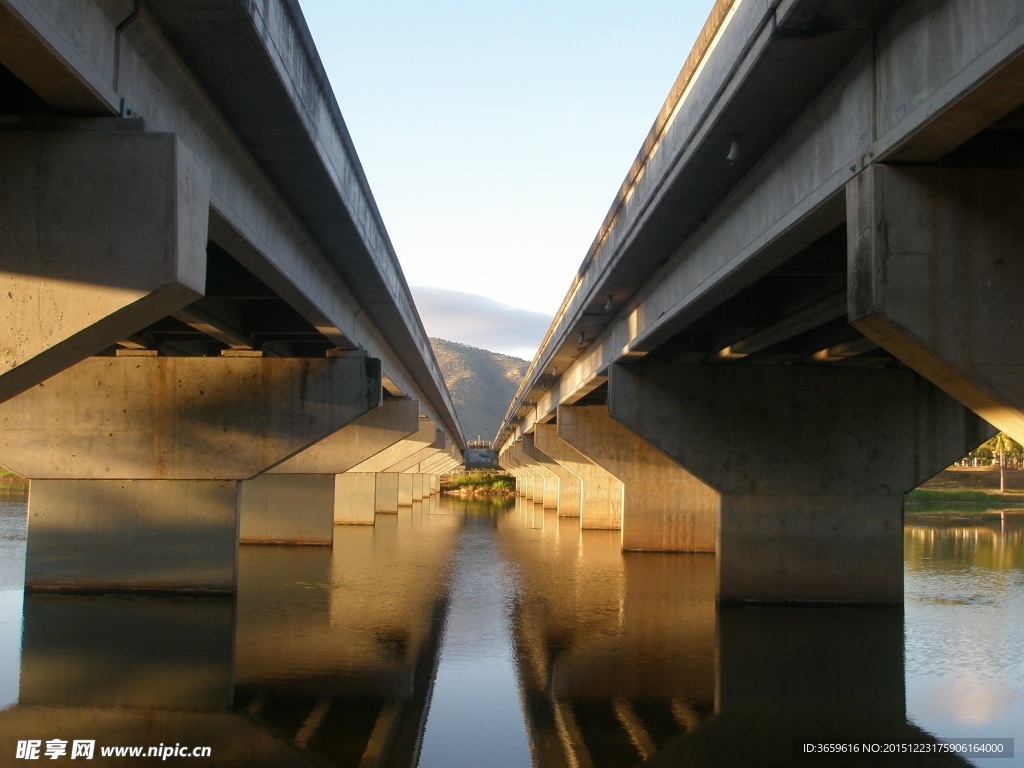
[430,338,529,444]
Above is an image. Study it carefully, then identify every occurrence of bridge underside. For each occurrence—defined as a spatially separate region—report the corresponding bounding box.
[500,0,1024,603]
[0,3,463,594]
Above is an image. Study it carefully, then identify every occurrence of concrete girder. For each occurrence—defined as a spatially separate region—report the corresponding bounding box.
[270,398,420,474]
[499,0,1024,445]
[849,164,1024,443]
[0,131,209,403]
[239,398,421,539]
[609,361,992,603]
[4,355,381,593]
[345,418,437,474]
[0,356,381,480]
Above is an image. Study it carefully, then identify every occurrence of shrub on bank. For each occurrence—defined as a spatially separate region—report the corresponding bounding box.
[441,469,515,496]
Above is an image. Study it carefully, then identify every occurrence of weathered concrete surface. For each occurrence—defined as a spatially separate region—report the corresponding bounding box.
[535,423,624,530]
[0,356,381,479]
[270,398,420,474]
[505,452,538,501]
[513,442,559,510]
[239,474,335,544]
[345,418,436,474]
[558,406,717,551]
[334,473,378,524]
[240,399,418,535]
[849,164,1024,442]
[610,362,993,602]
[0,131,210,403]
[25,479,239,594]
[374,473,401,514]
[523,433,582,518]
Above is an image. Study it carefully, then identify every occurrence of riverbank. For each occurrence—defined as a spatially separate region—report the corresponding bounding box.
[906,467,1024,517]
[441,469,515,497]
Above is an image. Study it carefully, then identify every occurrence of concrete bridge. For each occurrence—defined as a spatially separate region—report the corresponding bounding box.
[0,0,463,594]
[497,0,1024,603]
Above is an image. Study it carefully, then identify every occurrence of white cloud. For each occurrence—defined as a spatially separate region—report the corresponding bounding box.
[412,286,550,361]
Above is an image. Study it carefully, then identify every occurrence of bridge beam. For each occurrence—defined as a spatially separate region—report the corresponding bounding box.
[523,433,582,518]
[241,398,420,531]
[849,164,1024,442]
[0,355,380,593]
[342,418,437,513]
[534,423,624,530]
[610,362,991,603]
[557,406,717,552]
[0,131,209,403]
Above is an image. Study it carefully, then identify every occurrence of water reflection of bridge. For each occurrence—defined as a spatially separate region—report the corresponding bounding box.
[0,499,989,766]
[0,499,460,767]
[500,503,972,768]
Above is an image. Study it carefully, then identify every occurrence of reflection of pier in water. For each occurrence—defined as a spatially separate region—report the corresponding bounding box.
[500,502,971,768]
[0,499,461,767]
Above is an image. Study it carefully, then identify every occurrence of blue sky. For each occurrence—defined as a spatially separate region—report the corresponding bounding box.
[297,1,717,359]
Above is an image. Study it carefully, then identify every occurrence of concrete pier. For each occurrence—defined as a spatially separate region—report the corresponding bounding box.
[0,356,381,593]
[610,362,992,603]
[534,423,623,530]
[240,398,420,536]
[343,418,439,513]
[513,442,559,510]
[523,433,582,518]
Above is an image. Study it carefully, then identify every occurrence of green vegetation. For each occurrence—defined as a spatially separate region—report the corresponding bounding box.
[430,338,527,444]
[907,459,1024,516]
[441,469,516,496]
[0,466,26,491]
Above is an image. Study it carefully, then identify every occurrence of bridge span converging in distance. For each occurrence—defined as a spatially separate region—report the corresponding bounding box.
[496,0,1024,604]
[0,0,464,594]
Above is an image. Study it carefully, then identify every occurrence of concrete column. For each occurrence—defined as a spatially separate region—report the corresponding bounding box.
[0,131,209,403]
[610,362,991,603]
[506,452,538,501]
[557,406,717,552]
[523,433,582,518]
[375,473,401,514]
[514,441,559,510]
[245,398,421,532]
[398,474,415,507]
[849,165,1024,441]
[343,417,437,513]
[535,423,624,530]
[239,473,335,544]
[0,356,380,593]
[334,473,378,524]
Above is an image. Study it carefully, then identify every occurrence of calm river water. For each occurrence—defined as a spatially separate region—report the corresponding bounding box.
[0,489,1021,766]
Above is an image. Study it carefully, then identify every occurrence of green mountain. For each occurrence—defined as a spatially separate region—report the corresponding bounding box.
[430,338,529,444]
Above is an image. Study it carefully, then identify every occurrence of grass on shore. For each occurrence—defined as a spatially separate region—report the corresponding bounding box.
[906,467,1024,515]
[441,469,515,496]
